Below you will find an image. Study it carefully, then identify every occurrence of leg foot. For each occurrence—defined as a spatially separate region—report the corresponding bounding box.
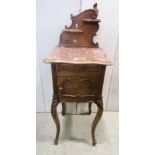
[91,99,104,146]
[54,139,58,145]
[92,140,97,146]
[51,99,60,145]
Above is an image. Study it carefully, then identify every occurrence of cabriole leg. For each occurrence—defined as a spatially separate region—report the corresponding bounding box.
[91,99,104,146]
[51,99,60,145]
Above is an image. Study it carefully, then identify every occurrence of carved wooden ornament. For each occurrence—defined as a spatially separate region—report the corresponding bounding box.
[59,3,100,48]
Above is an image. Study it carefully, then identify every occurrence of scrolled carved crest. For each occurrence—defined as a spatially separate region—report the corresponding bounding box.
[58,3,100,48]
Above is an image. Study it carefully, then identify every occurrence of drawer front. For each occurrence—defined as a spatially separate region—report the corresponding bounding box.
[57,76,99,101]
[56,64,99,73]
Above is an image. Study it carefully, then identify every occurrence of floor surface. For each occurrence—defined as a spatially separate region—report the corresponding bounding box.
[36,112,119,155]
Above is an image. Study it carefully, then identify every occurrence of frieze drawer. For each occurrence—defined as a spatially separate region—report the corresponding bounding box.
[56,63,99,73]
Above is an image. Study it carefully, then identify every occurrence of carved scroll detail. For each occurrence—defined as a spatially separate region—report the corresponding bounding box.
[58,77,96,98]
[58,3,100,48]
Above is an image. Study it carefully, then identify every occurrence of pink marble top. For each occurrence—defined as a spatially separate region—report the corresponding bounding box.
[43,47,112,66]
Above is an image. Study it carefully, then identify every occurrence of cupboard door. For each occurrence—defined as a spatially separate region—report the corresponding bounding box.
[57,76,99,101]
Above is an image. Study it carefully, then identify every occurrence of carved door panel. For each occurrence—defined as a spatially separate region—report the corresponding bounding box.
[57,77,98,100]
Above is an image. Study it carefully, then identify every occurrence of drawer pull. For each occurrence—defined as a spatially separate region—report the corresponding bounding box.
[76,66,80,71]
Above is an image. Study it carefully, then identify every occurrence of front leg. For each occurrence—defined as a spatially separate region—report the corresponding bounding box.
[51,99,60,145]
[91,99,104,146]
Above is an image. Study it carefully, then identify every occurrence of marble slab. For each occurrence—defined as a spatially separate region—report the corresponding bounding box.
[43,47,112,65]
